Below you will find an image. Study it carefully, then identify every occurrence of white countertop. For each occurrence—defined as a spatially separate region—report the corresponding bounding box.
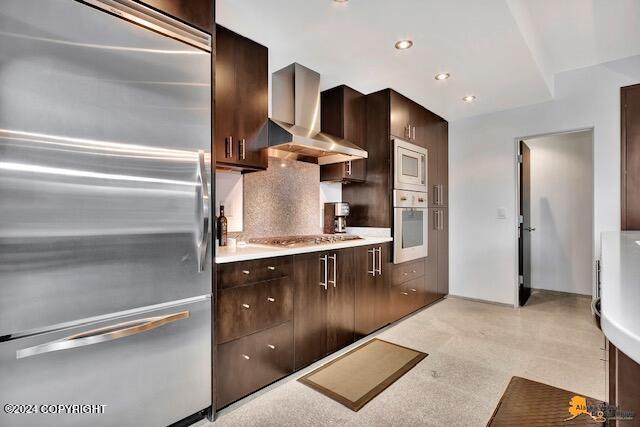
[215,236,393,264]
[601,231,640,364]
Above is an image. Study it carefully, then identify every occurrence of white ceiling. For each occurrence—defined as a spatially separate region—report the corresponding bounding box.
[217,0,640,121]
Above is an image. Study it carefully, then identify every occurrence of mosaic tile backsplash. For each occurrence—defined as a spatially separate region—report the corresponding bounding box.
[243,157,322,237]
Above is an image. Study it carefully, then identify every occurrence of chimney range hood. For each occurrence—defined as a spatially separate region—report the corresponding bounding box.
[268,63,368,165]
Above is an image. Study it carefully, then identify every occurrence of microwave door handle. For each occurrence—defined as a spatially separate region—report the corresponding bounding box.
[421,155,426,185]
[16,311,190,359]
[196,150,210,272]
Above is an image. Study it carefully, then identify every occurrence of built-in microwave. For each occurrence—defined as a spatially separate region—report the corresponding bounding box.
[394,138,427,193]
[393,189,428,264]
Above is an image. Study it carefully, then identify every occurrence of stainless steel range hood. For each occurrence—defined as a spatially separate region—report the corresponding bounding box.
[268,63,368,165]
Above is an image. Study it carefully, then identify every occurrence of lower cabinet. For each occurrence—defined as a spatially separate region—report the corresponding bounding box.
[217,322,293,408]
[293,248,356,369]
[608,342,640,426]
[355,243,391,338]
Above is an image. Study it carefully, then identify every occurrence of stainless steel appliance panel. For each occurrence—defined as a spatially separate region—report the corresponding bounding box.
[393,189,428,264]
[0,0,212,336]
[0,298,211,427]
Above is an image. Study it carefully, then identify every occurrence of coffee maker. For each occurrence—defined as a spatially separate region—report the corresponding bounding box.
[323,202,350,234]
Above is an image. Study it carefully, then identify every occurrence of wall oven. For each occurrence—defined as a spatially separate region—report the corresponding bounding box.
[393,189,428,264]
[394,138,427,192]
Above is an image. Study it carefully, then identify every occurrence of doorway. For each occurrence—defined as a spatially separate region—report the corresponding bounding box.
[517,129,594,306]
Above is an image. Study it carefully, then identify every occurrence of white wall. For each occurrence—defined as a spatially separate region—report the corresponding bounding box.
[526,131,593,295]
[449,55,640,305]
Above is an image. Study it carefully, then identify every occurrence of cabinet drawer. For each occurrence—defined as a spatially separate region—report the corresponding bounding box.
[217,278,292,343]
[392,259,425,285]
[390,278,424,320]
[217,256,292,289]
[217,322,293,408]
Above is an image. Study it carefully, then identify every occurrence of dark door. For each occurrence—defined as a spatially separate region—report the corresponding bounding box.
[326,248,355,352]
[354,245,379,338]
[234,31,268,169]
[293,252,328,369]
[390,91,411,140]
[425,208,439,301]
[436,208,449,296]
[519,141,533,306]
[214,26,236,165]
[622,84,640,229]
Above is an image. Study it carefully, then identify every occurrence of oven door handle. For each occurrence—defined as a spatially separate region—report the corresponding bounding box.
[16,311,190,359]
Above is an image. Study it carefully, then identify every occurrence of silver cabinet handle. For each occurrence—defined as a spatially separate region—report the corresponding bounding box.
[368,248,376,276]
[401,292,409,296]
[410,288,417,292]
[239,138,246,160]
[196,150,209,272]
[16,311,189,359]
[267,344,276,350]
[412,270,416,273]
[225,136,233,158]
[242,270,250,275]
[267,297,275,302]
[328,254,337,288]
[439,184,444,205]
[346,160,352,176]
[267,266,276,271]
[242,303,250,309]
[412,126,416,141]
[525,227,536,232]
[242,354,250,360]
[376,247,382,275]
[320,255,328,290]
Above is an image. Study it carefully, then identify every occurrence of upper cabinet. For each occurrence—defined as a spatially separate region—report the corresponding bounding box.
[215,25,268,172]
[320,85,367,183]
[622,84,640,229]
[390,91,426,146]
[138,0,213,33]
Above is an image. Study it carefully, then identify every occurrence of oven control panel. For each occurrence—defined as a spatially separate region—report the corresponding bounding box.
[393,189,428,208]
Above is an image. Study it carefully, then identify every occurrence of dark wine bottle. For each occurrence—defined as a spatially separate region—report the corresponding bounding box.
[217,205,228,247]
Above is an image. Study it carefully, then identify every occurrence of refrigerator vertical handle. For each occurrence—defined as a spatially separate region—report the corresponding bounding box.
[196,150,209,272]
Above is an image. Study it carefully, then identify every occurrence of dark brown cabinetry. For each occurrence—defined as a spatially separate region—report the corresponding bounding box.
[342,88,448,304]
[608,342,640,426]
[215,256,294,408]
[138,0,213,33]
[622,84,640,230]
[293,248,356,369]
[320,85,367,182]
[215,25,268,171]
[354,243,391,338]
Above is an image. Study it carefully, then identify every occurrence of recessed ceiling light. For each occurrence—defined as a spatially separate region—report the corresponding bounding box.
[333,0,348,2]
[462,95,476,103]
[395,40,413,50]
[435,73,450,81]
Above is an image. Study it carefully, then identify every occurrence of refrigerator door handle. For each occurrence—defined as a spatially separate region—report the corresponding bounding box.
[196,150,210,272]
[16,311,190,359]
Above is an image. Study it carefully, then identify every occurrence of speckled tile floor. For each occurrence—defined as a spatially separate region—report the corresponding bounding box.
[202,291,605,426]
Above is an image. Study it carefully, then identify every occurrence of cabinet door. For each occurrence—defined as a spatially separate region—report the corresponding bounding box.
[235,32,268,169]
[437,208,449,295]
[390,91,411,140]
[139,0,213,33]
[320,160,365,183]
[327,248,355,353]
[374,243,392,327]
[293,252,328,369]
[409,102,426,147]
[425,209,440,303]
[438,121,449,206]
[354,245,378,338]
[214,26,237,165]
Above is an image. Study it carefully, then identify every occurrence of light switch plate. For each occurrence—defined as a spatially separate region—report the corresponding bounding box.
[497,207,507,220]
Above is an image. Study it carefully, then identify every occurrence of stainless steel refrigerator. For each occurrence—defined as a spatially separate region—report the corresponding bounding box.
[0,1,212,426]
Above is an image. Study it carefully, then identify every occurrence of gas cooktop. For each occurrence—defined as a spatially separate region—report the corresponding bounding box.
[249,234,362,248]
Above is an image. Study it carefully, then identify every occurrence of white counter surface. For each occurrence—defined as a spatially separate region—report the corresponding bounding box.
[601,231,640,364]
[215,236,393,264]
